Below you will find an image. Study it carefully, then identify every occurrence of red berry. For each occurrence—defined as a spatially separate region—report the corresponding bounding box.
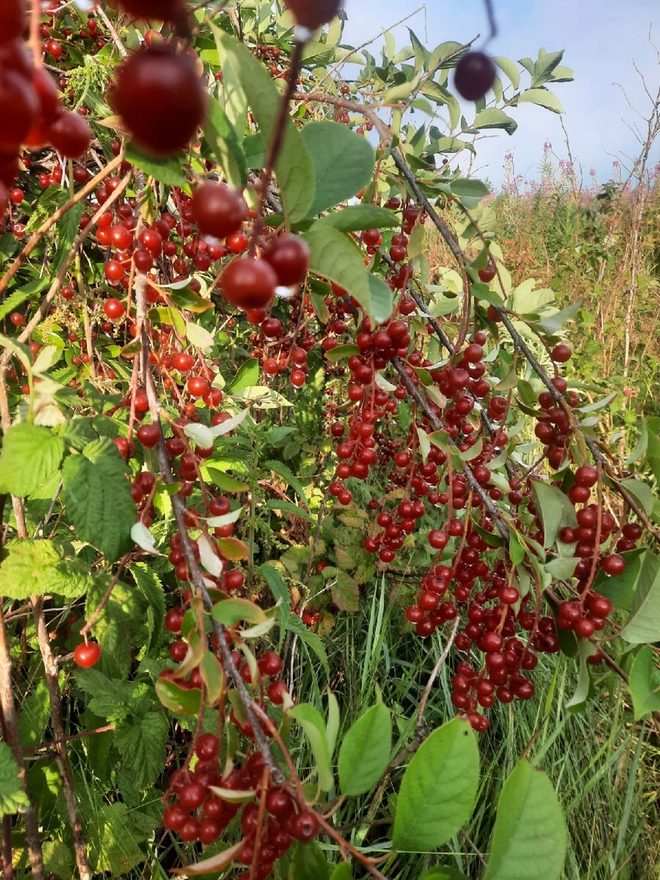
[191,182,247,240]
[46,111,92,159]
[194,733,219,761]
[574,465,598,488]
[136,424,161,447]
[0,70,39,152]
[103,298,125,320]
[454,52,496,101]
[551,343,572,363]
[478,259,497,282]
[601,554,626,576]
[111,45,207,156]
[289,810,319,842]
[104,260,125,283]
[219,258,278,310]
[258,651,283,677]
[263,234,310,286]
[73,642,102,668]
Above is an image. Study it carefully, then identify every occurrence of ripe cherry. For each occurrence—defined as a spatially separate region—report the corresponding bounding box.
[0,70,39,152]
[258,651,283,677]
[601,554,626,576]
[194,733,220,761]
[191,182,247,240]
[104,260,125,283]
[73,641,102,668]
[103,298,125,320]
[219,258,278,310]
[112,45,207,156]
[478,259,497,282]
[551,343,572,363]
[285,0,343,30]
[574,465,598,488]
[136,424,161,447]
[46,111,92,158]
[289,810,319,842]
[454,52,496,101]
[263,234,310,286]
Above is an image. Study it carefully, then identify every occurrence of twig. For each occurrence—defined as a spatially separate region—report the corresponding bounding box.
[416,617,460,728]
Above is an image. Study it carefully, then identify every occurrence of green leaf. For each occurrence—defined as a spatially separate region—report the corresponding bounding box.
[217,30,315,222]
[0,277,49,321]
[419,871,468,880]
[531,481,577,548]
[0,423,64,497]
[130,563,166,654]
[155,676,202,716]
[289,841,331,880]
[226,358,260,394]
[0,743,28,814]
[316,205,399,233]
[450,178,490,207]
[323,343,360,363]
[471,108,518,135]
[170,287,214,314]
[494,56,521,89]
[338,702,391,796]
[565,639,595,712]
[509,533,525,565]
[88,803,157,875]
[290,703,334,792]
[483,759,567,880]
[620,479,655,517]
[393,718,479,851]
[629,645,660,720]
[322,567,360,612]
[62,438,136,562]
[331,864,353,880]
[125,142,188,187]
[264,459,308,506]
[0,539,94,600]
[620,551,660,644]
[301,121,375,217]
[115,711,169,790]
[204,100,248,186]
[305,224,393,324]
[206,468,250,493]
[519,88,564,113]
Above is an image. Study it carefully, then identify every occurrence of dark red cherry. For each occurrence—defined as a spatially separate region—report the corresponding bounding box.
[112,45,207,156]
[219,258,278,310]
[263,234,310,286]
[0,70,39,152]
[191,182,247,240]
[0,0,25,45]
[46,111,92,158]
[454,52,496,101]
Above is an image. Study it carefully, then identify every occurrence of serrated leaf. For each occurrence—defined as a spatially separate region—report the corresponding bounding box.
[264,459,308,507]
[301,121,375,217]
[338,702,391,796]
[115,712,168,790]
[130,563,166,654]
[0,539,94,600]
[0,423,64,497]
[0,743,28,814]
[483,759,567,880]
[62,438,136,562]
[393,718,479,851]
[629,645,660,720]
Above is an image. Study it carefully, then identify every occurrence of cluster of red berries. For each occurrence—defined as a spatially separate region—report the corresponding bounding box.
[164,735,319,873]
[0,0,91,215]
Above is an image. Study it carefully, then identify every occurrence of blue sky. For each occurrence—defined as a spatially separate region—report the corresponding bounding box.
[341,0,660,187]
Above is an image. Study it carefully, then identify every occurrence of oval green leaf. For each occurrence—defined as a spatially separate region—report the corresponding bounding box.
[392,718,479,851]
[338,702,391,796]
[483,759,567,880]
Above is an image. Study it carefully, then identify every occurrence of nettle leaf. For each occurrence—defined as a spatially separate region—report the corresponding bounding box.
[483,759,567,880]
[305,224,393,323]
[217,30,315,222]
[531,481,577,548]
[88,802,157,875]
[0,743,28,814]
[620,551,660,644]
[289,703,334,792]
[0,539,94,600]
[0,423,64,497]
[629,645,660,720]
[264,459,308,507]
[130,563,166,655]
[393,718,479,851]
[338,702,391,796]
[322,567,360,612]
[301,121,375,217]
[62,438,136,562]
[115,711,169,790]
